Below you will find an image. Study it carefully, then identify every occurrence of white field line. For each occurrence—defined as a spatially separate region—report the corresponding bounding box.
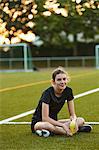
[1,121,99,125]
[74,88,99,99]
[85,122,99,125]
[0,88,99,125]
[0,110,35,124]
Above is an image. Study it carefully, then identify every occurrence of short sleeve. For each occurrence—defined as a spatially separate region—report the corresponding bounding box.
[40,90,51,104]
[67,88,74,101]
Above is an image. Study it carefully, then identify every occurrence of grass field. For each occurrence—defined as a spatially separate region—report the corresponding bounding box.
[0,68,99,150]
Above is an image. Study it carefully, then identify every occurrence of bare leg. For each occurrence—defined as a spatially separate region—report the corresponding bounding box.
[34,117,85,135]
[34,122,67,135]
[59,117,85,127]
[76,117,85,127]
[58,117,85,134]
[34,122,56,132]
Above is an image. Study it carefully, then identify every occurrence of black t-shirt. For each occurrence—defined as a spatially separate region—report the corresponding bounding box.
[32,86,74,122]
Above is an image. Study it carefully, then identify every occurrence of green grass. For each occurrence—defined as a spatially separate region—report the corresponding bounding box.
[0,68,99,150]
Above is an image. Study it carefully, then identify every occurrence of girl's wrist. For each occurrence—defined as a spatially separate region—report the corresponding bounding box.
[70,115,77,121]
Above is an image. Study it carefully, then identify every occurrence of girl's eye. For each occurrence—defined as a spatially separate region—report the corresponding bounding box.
[57,78,66,81]
[63,78,66,81]
[57,78,61,81]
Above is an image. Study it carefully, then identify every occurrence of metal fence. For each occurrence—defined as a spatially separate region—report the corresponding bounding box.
[0,56,95,71]
[32,56,95,68]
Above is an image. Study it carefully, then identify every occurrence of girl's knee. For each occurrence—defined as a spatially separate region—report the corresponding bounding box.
[77,117,85,126]
[34,122,55,132]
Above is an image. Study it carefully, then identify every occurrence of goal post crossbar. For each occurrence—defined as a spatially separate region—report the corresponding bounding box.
[0,43,27,47]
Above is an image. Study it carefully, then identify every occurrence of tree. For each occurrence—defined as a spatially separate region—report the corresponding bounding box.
[0,0,37,44]
[0,0,99,56]
[34,0,99,55]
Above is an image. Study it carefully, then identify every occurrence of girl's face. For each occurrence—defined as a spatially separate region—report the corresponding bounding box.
[53,73,67,91]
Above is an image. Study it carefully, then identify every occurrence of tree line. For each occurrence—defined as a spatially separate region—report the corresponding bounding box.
[0,0,99,55]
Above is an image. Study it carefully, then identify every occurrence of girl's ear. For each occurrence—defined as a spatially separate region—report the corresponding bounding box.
[51,79,55,86]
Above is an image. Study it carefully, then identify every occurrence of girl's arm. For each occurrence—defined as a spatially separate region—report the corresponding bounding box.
[67,100,77,121]
[67,100,78,132]
[42,102,64,127]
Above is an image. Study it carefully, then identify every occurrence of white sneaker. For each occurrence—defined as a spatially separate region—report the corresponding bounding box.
[35,130,42,136]
[42,129,50,137]
[35,129,50,137]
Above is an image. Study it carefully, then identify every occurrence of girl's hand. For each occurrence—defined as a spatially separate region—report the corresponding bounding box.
[63,123,73,136]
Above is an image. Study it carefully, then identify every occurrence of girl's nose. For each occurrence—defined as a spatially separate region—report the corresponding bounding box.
[61,79,64,83]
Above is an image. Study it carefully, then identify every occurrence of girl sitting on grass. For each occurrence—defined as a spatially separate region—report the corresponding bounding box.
[31,67,92,137]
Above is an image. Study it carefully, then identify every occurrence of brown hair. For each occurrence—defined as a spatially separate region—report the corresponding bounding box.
[52,66,70,82]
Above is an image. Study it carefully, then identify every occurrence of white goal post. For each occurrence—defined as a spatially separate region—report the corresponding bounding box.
[0,43,33,72]
[95,45,99,69]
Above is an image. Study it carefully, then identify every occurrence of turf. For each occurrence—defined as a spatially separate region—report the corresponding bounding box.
[0,68,99,150]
